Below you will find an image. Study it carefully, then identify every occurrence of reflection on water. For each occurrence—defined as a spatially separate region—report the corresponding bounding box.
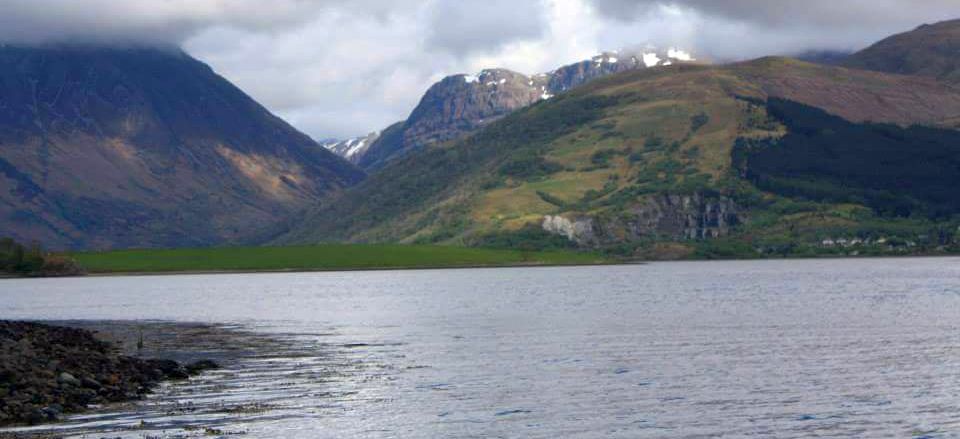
[2,258,960,438]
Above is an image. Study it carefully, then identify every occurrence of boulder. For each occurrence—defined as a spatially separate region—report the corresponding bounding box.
[57,372,81,387]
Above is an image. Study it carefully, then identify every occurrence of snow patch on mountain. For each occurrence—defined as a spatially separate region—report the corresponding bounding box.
[322,131,380,164]
[642,52,661,67]
[667,48,695,61]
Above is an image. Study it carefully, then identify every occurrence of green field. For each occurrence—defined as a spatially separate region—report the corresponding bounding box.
[71,244,605,274]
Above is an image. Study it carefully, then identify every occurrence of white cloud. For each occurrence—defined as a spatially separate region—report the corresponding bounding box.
[426,0,548,55]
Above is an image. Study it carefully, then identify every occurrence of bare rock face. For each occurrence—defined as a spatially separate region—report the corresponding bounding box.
[402,69,547,149]
[623,193,740,240]
[542,215,596,244]
[547,52,642,93]
[542,193,740,246]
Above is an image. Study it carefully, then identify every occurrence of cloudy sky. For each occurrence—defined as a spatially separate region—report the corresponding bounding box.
[1,0,958,140]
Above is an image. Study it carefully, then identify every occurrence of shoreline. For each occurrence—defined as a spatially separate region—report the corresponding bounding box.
[0,321,266,429]
[21,253,960,279]
[77,259,625,278]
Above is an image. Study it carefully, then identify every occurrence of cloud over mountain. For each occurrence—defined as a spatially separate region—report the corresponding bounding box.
[1,0,957,139]
[590,0,960,27]
[588,0,960,57]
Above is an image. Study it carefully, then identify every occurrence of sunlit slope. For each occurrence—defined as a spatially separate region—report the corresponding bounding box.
[282,58,960,253]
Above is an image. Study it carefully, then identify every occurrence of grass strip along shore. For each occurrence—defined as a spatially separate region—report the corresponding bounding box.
[70,244,605,275]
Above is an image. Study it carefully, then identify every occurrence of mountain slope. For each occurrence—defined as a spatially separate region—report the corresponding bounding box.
[355,49,695,170]
[843,19,960,83]
[0,45,364,250]
[280,58,960,256]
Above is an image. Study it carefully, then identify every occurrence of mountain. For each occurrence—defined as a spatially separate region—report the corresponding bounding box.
[0,45,364,250]
[279,57,960,258]
[321,131,379,164]
[843,19,960,83]
[352,48,696,170]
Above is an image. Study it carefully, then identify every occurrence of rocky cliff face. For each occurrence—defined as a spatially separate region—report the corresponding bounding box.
[622,193,740,240]
[356,68,549,170]
[0,45,364,250]
[353,48,696,170]
[548,52,650,93]
[543,193,740,246]
[402,69,548,149]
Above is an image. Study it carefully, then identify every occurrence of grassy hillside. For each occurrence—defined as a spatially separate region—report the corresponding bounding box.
[279,58,960,259]
[72,245,604,274]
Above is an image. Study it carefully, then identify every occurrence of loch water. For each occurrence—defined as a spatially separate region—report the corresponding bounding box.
[2,258,960,438]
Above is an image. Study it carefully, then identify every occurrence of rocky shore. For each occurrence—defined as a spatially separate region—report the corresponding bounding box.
[0,321,219,427]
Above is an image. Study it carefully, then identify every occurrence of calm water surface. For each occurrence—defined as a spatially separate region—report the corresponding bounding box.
[2,258,960,438]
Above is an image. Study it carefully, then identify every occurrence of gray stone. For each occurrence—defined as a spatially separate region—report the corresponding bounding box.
[542,192,741,247]
[57,372,81,387]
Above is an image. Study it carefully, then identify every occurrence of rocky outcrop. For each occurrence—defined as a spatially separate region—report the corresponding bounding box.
[542,215,596,244]
[623,193,740,240]
[542,193,740,246]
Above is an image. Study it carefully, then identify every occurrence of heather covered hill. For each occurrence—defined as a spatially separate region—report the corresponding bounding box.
[734,57,960,126]
[843,19,960,84]
[0,45,364,250]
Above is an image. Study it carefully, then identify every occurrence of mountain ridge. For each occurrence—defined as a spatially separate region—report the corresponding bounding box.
[345,48,698,170]
[843,19,960,83]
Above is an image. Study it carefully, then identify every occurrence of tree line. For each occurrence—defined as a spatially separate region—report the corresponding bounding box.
[0,238,82,276]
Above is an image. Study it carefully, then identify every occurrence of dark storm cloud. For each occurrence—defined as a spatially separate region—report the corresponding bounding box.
[425,0,548,55]
[0,0,403,46]
[581,0,960,62]
[1,0,954,139]
[589,0,960,28]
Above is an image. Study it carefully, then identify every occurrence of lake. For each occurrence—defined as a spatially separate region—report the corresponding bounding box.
[2,258,960,438]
